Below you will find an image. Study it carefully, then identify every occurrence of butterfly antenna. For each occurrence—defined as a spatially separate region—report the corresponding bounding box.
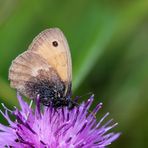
[74,91,93,102]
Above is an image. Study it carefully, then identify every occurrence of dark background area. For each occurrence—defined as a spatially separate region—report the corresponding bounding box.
[0,0,148,147]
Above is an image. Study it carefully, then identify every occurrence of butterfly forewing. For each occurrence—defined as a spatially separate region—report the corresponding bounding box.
[28,28,72,88]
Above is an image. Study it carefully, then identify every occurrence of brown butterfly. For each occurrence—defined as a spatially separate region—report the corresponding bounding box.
[9,28,75,108]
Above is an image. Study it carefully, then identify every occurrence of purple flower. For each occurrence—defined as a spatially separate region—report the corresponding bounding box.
[0,94,120,147]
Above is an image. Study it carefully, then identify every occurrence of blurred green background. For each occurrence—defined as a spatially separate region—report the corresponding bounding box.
[0,0,148,147]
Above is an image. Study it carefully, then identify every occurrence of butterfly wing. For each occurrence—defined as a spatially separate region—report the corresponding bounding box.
[28,28,72,96]
[9,51,64,99]
[9,28,72,99]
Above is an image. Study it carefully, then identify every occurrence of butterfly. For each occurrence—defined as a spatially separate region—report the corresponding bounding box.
[9,28,75,108]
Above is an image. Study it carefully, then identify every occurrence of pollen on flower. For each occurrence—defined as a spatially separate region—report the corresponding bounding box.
[0,93,120,147]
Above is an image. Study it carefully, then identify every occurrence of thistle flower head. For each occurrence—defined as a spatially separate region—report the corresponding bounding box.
[0,94,120,147]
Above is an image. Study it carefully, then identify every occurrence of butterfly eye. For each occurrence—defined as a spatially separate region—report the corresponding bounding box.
[52,41,58,47]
